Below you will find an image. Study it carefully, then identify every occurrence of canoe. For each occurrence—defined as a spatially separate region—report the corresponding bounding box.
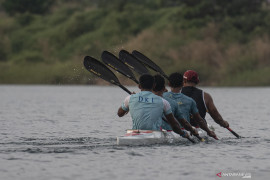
[116,125,214,146]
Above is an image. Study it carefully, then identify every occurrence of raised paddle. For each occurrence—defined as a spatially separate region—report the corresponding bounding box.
[84,56,195,143]
[119,50,150,75]
[101,51,139,84]
[83,56,132,95]
[227,127,241,138]
[132,50,169,80]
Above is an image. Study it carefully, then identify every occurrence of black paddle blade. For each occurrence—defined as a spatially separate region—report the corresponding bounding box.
[119,50,150,75]
[101,51,139,84]
[132,50,169,79]
[84,56,132,95]
[83,56,120,86]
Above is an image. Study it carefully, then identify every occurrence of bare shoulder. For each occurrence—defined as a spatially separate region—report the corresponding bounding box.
[203,91,214,108]
[204,91,212,101]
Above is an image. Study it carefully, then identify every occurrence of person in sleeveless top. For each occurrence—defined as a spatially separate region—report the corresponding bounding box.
[153,74,217,139]
[117,74,189,138]
[181,70,229,128]
[161,73,216,138]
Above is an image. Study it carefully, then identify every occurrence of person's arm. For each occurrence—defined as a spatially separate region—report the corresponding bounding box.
[177,118,198,136]
[193,113,217,138]
[117,107,127,117]
[173,101,198,135]
[162,99,188,138]
[165,113,188,138]
[117,95,130,117]
[204,92,229,128]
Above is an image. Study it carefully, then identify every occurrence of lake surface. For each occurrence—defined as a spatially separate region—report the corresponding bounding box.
[0,85,269,180]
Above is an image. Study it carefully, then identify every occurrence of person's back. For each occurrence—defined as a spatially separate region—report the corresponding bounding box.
[163,91,198,123]
[182,70,229,128]
[181,86,207,120]
[160,95,180,130]
[152,74,199,136]
[128,91,165,130]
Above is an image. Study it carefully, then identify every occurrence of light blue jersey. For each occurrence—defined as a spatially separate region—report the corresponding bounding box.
[161,96,184,130]
[121,91,172,130]
[163,92,198,122]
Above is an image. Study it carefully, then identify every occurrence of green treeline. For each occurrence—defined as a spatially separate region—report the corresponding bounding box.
[0,0,270,86]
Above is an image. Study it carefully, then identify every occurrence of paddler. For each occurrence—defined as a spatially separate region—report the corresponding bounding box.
[153,74,217,139]
[117,74,189,139]
[181,70,229,128]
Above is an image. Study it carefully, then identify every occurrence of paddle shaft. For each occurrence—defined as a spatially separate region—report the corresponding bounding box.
[119,84,132,95]
[195,135,205,142]
[187,137,196,143]
[227,127,241,138]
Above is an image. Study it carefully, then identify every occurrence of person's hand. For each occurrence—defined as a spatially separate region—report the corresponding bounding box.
[190,128,199,137]
[207,131,218,139]
[131,91,136,94]
[220,120,229,128]
[180,130,189,138]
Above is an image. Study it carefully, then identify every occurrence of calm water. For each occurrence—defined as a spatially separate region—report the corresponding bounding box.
[0,85,269,180]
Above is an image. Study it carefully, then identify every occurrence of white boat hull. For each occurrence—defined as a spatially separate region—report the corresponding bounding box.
[116,125,214,146]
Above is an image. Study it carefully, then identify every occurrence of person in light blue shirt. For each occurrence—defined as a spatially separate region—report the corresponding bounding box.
[153,74,198,137]
[163,91,198,123]
[163,73,217,138]
[117,74,188,138]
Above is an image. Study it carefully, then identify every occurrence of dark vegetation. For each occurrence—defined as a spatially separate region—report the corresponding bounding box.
[0,0,270,86]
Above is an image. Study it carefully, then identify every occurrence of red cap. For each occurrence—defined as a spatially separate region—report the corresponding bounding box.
[183,70,199,84]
